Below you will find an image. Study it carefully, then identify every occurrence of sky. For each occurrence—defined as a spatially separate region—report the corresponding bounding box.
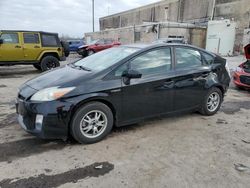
[0,0,160,38]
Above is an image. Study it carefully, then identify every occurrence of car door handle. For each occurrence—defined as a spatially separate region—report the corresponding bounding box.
[164,80,174,88]
[15,45,22,48]
[164,80,174,85]
[34,46,40,48]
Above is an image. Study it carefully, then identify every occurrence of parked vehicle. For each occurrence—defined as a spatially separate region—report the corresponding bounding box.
[0,30,69,71]
[77,38,121,57]
[233,44,250,89]
[153,36,187,44]
[68,40,85,52]
[16,44,230,144]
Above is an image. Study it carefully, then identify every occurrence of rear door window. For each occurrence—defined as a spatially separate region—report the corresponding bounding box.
[0,33,19,43]
[175,47,202,69]
[41,34,59,47]
[23,33,39,44]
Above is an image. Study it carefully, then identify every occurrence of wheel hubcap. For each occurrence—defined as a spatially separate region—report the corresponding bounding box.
[80,110,107,138]
[46,61,56,69]
[207,92,220,112]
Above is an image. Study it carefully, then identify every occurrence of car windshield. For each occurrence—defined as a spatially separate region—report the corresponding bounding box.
[73,47,139,71]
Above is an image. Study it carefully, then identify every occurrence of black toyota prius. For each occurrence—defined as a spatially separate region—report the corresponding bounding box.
[16,43,231,144]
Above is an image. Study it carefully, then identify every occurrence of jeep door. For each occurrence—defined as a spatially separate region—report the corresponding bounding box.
[0,32,24,61]
[22,32,41,61]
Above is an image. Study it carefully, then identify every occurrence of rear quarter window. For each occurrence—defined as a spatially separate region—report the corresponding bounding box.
[201,52,214,65]
[41,34,59,47]
[175,47,202,69]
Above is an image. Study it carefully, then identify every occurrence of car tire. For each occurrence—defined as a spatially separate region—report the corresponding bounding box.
[87,50,95,56]
[40,56,60,72]
[199,87,223,116]
[71,102,114,144]
[33,64,41,71]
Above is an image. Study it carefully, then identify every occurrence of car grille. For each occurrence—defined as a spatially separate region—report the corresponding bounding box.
[240,75,250,86]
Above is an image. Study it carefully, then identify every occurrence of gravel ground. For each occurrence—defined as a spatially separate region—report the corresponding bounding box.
[0,54,249,188]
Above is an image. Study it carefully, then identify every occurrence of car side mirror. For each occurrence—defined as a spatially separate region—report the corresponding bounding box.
[122,69,142,79]
[0,39,3,44]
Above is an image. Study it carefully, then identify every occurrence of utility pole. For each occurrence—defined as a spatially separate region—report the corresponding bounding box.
[92,0,95,32]
[210,0,216,20]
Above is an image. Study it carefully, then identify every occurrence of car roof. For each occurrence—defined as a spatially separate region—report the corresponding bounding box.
[122,43,216,56]
[0,30,58,35]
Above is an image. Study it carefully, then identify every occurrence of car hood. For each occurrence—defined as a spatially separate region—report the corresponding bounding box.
[244,44,250,60]
[78,44,88,49]
[24,65,93,90]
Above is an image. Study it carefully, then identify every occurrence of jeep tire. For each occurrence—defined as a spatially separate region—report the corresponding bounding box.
[33,64,42,70]
[40,56,60,72]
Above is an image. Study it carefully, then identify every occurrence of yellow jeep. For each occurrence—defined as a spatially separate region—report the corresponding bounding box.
[0,30,69,71]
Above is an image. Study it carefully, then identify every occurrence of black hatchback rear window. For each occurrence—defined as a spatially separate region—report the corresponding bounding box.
[41,34,59,47]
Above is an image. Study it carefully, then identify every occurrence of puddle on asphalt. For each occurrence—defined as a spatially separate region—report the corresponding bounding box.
[0,138,68,163]
[0,113,18,128]
[220,100,250,114]
[0,162,114,188]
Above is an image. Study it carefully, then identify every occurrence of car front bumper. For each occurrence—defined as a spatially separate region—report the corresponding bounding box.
[77,48,87,56]
[16,98,73,140]
[233,72,250,88]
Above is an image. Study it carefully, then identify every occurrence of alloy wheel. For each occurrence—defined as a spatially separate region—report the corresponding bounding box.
[80,110,108,138]
[207,92,220,112]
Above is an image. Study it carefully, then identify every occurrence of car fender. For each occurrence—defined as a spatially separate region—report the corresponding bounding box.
[66,92,118,124]
[38,50,60,61]
[204,72,226,94]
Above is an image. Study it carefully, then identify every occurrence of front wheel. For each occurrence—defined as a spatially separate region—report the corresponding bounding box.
[199,87,223,116]
[87,50,95,56]
[71,102,114,144]
[40,56,60,72]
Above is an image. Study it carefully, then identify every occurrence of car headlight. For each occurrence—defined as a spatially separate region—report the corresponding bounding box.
[30,87,75,101]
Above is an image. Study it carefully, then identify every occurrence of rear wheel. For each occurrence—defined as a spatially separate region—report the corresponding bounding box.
[200,87,223,116]
[33,64,41,70]
[40,56,59,72]
[71,102,114,144]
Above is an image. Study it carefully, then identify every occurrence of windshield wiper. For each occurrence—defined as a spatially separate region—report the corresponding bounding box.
[69,64,91,71]
[76,65,92,71]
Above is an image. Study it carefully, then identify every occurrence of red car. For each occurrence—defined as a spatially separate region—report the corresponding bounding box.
[233,44,250,89]
[77,38,121,57]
